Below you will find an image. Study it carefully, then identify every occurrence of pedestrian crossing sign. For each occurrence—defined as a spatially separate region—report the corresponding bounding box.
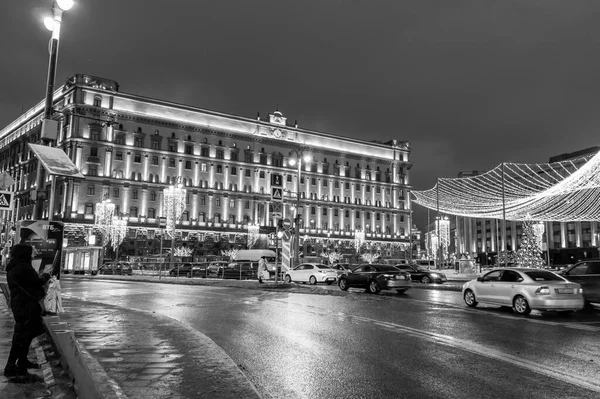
[0,191,13,211]
[271,187,283,201]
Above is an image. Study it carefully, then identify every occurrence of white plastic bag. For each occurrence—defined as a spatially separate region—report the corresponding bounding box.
[43,276,64,314]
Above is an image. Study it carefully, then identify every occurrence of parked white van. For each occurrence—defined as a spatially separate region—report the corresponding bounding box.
[235,249,277,263]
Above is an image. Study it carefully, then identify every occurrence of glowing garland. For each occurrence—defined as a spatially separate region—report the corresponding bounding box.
[412,151,600,221]
[163,184,187,237]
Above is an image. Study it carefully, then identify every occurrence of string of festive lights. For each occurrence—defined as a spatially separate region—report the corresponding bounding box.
[163,184,187,236]
[354,230,366,253]
[412,151,600,221]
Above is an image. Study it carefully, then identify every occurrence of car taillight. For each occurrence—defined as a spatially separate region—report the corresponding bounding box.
[578,288,583,294]
[535,286,551,295]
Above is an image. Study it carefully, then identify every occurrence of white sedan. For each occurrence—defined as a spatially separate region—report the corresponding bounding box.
[284,263,338,285]
[462,267,584,315]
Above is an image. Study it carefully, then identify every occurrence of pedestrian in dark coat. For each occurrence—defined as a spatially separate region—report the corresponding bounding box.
[3,244,51,378]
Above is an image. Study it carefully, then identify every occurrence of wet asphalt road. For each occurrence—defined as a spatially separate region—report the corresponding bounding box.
[60,279,600,399]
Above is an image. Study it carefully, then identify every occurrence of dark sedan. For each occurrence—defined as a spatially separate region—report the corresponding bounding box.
[395,264,447,284]
[98,262,133,276]
[338,264,412,294]
[169,263,209,278]
[558,259,600,307]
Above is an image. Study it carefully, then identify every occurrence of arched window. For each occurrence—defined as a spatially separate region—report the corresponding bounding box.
[155,175,159,183]
[229,214,236,224]
[214,213,221,223]
[198,212,205,222]
[385,226,391,234]
[399,227,405,235]
[129,206,138,217]
[112,170,118,178]
[310,220,316,229]
[131,172,136,180]
[243,215,250,224]
[148,208,156,218]
[85,202,94,214]
[181,210,189,221]
[93,96,102,107]
[137,173,142,181]
[118,171,124,179]
[149,173,153,182]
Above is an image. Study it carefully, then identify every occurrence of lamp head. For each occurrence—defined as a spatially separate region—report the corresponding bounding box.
[56,0,74,11]
[44,16,55,31]
[303,154,311,163]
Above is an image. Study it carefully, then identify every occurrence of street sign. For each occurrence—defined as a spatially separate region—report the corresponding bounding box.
[0,191,13,211]
[0,172,15,189]
[272,202,282,219]
[282,218,292,230]
[282,230,291,241]
[271,187,283,201]
[271,173,283,187]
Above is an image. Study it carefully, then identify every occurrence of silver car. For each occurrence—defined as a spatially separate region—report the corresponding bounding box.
[462,267,584,315]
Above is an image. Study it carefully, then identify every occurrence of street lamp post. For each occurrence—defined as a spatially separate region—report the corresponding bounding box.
[288,150,310,269]
[34,0,75,220]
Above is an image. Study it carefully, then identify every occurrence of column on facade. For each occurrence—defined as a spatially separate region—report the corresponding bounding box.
[222,194,229,225]
[208,194,214,224]
[141,188,148,218]
[253,167,259,193]
[592,222,598,247]
[329,206,333,232]
[491,219,497,252]
[125,151,132,181]
[191,192,198,224]
[265,200,270,226]
[122,186,130,217]
[72,183,80,215]
[224,166,230,190]
[237,196,243,225]
[575,221,582,248]
[393,212,398,236]
[361,210,366,232]
[75,142,83,170]
[193,161,200,187]
[304,204,310,229]
[143,154,149,181]
[316,205,322,230]
[510,221,517,251]
[103,146,113,178]
[160,157,167,184]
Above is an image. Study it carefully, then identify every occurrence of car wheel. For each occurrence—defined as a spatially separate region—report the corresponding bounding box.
[513,295,531,315]
[368,280,381,294]
[284,275,292,283]
[464,289,478,307]
[421,276,432,284]
[309,276,317,285]
[338,278,349,291]
[186,272,191,278]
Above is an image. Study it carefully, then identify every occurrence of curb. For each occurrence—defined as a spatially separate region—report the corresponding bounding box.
[43,316,129,399]
[0,281,127,399]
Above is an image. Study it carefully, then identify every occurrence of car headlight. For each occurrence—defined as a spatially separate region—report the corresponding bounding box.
[578,288,583,294]
[429,273,439,278]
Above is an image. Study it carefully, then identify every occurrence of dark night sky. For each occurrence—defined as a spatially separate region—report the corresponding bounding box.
[2,0,600,230]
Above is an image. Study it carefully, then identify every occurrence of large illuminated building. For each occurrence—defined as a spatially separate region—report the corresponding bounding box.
[0,74,413,271]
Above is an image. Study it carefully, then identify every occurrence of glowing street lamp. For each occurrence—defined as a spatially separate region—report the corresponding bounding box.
[288,149,311,268]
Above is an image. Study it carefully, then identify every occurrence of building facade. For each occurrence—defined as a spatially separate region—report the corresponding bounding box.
[0,74,413,269]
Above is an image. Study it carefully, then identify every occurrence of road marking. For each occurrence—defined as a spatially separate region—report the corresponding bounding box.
[402,297,600,332]
[344,313,600,394]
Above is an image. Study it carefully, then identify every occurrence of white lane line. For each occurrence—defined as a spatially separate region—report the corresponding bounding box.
[403,297,600,331]
[344,313,600,394]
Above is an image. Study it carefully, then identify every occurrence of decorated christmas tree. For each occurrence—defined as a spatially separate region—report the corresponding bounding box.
[515,220,545,267]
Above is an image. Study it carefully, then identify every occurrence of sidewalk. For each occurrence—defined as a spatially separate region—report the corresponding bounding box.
[0,287,77,399]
